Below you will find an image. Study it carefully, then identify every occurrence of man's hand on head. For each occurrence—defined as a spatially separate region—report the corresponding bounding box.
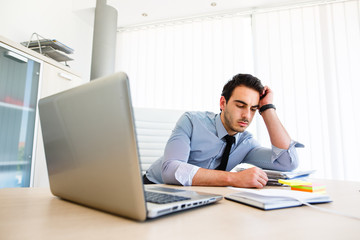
[259,86,274,107]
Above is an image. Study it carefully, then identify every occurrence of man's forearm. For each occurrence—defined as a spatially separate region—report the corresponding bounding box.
[259,86,291,150]
[261,108,291,149]
[192,167,268,188]
[192,168,232,186]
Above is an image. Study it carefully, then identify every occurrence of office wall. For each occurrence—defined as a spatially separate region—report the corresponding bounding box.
[0,0,94,81]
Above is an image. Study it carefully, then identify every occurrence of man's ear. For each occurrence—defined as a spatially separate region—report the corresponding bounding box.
[220,96,226,111]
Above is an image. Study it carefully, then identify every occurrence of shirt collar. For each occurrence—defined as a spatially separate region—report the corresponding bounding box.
[215,113,240,144]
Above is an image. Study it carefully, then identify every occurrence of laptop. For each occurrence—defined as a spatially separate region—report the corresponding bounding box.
[38,72,222,221]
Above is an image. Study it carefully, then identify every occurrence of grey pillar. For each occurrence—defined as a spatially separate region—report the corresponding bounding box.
[90,0,118,80]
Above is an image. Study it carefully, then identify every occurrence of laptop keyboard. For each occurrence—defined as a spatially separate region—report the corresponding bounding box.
[145,191,191,204]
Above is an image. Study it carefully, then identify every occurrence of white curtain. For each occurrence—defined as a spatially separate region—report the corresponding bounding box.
[252,0,360,181]
[116,0,360,181]
[116,15,254,113]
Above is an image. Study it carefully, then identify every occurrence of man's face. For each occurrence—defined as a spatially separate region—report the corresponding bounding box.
[220,86,260,135]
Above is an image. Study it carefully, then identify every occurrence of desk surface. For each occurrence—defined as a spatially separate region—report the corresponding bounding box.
[1,179,359,240]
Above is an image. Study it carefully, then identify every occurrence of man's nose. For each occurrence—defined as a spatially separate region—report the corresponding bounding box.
[241,108,251,119]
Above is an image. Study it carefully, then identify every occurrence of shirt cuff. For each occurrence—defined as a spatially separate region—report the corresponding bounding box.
[175,164,200,186]
[271,140,304,162]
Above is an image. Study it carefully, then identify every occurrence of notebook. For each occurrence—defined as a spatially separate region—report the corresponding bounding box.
[38,72,222,221]
[225,188,331,210]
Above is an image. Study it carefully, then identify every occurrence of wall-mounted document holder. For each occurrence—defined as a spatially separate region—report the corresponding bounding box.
[21,33,74,65]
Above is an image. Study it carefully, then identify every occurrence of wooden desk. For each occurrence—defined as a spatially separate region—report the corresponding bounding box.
[0,179,359,240]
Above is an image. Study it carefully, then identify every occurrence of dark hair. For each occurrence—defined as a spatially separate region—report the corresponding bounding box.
[221,73,264,102]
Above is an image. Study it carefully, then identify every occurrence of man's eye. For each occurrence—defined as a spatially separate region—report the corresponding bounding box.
[251,108,257,112]
[237,105,244,108]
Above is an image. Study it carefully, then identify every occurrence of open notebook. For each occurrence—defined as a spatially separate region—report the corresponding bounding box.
[225,188,331,210]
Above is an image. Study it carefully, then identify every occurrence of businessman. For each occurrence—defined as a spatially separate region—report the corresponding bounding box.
[144,73,302,188]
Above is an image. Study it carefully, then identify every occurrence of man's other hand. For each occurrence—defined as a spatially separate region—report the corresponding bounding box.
[230,167,268,188]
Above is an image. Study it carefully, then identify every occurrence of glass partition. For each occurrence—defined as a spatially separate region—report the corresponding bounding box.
[0,43,41,188]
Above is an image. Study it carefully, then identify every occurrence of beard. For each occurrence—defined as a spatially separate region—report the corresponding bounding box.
[222,109,250,133]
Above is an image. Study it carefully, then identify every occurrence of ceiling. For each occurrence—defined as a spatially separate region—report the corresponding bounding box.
[104,0,316,28]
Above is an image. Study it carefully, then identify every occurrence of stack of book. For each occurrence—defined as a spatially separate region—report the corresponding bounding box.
[263,169,316,186]
[231,163,316,186]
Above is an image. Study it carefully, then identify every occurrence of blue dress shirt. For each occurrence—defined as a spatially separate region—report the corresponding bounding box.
[146,111,302,186]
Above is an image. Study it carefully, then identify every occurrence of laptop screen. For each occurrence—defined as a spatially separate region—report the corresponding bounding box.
[39,72,147,220]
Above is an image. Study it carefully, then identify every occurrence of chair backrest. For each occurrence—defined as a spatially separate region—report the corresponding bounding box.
[133,108,185,174]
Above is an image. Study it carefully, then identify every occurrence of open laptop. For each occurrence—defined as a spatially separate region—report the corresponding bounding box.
[38,72,222,221]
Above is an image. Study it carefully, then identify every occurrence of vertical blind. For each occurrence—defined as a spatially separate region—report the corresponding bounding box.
[252,0,360,181]
[116,0,360,181]
[116,15,254,113]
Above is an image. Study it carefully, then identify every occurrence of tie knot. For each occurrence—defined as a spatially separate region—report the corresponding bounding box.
[224,135,235,145]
